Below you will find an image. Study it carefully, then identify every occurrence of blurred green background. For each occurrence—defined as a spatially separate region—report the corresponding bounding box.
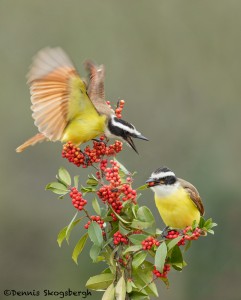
[1,1,241,299]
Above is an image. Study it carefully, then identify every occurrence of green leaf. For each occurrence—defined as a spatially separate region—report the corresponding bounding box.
[72,233,88,264]
[66,215,84,243]
[88,222,103,247]
[184,240,192,252]
[74,175,79,189]
[57,226,68,247]
[111,209,131,224]
[160,276,170,288]
[167,236,183,251]
[123,245,142,255]
[45,182,69,195]
[58,167,71,186]
[90,244,102,262]
[128,234,148,245]
[155,242,167,273]
[128,292,149,300]
[86,273,114,291]
[132,251,147,269]
[81,186,97,194]
[119,223,131,235]
[126,280,132,293]
[199,216,205,228]
[170,245,184,270]
[87,177,99,186]
[102,283,115,300]
[132,269,158,297]
[207,229,215,234]
[136,184,148,191]
[131,220,152,230]
[115,275,126,300]
[137,206,155,224]
[92,198,101,215]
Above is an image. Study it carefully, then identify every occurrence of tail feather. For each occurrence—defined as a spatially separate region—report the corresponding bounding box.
[16,133,46,152]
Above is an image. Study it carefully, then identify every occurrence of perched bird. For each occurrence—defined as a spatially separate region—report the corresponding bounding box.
[16,47,148,153]
[146,167,204,229]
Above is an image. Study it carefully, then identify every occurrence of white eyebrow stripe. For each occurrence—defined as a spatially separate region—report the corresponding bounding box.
[151,171,176,179]
[111,116,141,135]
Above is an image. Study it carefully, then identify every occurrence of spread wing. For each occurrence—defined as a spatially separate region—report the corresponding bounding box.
[28,47,98,141]
[84,60,114,116]
[178,178,205,216]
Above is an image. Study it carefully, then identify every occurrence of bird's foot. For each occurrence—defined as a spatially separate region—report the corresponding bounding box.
[92,138,107,145]
[161,226,170,238]
[80,150,91,165]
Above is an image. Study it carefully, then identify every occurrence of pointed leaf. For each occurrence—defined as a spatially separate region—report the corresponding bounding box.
[87,177,99,186]
[45,182,69,195]
[132,251,147,269]
[66,216,85,243]
[136,184,148,191]
[128,234,148,245]
[66,212,78,242]
[167,236,183,251]
[102,283,115,300]
[72,233,88,264]
[137,206,155,223]
[88,222,103,246]
[115,275,126,300]
[57,227,68,247]
[170,245,184,270]
[90,244,102,262]
[86,273,114,291]
[155,242,167,273]
[92,198,101,215]
[58,167,71,186]
[123,245,142,255]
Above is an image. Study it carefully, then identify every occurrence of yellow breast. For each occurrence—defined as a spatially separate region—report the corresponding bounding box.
[61,113,107,145]
[155,187,200,229]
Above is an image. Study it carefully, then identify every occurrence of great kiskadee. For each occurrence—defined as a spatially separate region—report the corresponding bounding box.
[146,167,204,229]
[16,47,148,153]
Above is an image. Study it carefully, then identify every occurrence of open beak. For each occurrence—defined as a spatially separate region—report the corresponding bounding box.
[125,136,139,154]
[136,134,149,141]
[145,177,159,187]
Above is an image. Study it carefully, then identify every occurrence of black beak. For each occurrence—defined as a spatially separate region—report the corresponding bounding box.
[145,177,159,187]
[136,134,149,141]
[125,136,139,154]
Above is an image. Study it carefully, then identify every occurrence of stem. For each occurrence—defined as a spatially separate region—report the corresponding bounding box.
[83,208,92,220]
[139,277,157,292]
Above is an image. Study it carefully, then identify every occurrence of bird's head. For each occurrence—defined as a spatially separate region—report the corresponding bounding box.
[105,116,148,154]
[146,167,180,197]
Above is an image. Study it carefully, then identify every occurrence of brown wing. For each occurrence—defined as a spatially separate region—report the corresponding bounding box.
[84,60,113,116]
[28,47,79,141]
[178,178,205,216]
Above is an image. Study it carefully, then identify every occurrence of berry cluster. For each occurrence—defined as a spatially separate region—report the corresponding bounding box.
[97,160,137,214]
[110,212,118,221]
[166,226,202,246]
[115,100,125,118]
[105,160,122,187]
[97,185,123,214]
[153,264,171,278]
[142,236,160,250]
[62,140,122,168]
[121,184,137,203]
[69,187,87,211]
[113,231,129,245]
[84,215,105,230]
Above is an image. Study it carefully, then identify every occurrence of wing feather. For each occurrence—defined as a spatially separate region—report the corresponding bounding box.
[178,178,205,216]
[28,47,97,141]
